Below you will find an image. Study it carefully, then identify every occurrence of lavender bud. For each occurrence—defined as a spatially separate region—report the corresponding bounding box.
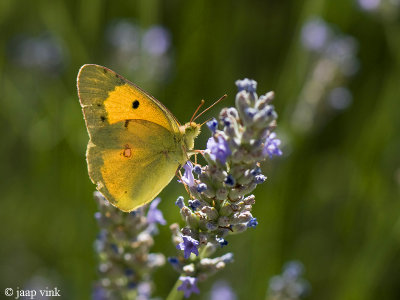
[243,195,256,205]
[224,174,235,187]
[256,91,275,110]
[188,199,202,211]
[219,201,234,216]
[226,107,239,119]
[231,224,248,233]
[218,216,230,227]
[236,91,251,118]
[196,183,207,193]
[183,263,196,274]
[185,211,200,229]
[193,164,202,175]
[175,196,185,209]
[228,188,242,202]
[207,118,218,133]
[206,222,218,231]
[221,253,234,263]
[215,188,228,200]
[201,206,219,220]
[231,149,245,163]
[254,174,266,184]
[199,232,208,245]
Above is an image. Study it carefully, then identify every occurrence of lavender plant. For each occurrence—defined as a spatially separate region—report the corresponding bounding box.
[167,78,282,298]
[267,261,310,300]
[292,17,359,132]
[93,192,166,300]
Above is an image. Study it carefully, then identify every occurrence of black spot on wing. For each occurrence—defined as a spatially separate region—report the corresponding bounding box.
[132,100,139,109]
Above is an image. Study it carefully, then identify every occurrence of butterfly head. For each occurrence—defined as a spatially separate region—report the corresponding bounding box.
[181,122,201,150]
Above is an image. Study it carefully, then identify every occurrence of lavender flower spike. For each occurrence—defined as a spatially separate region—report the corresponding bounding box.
[169,78,281,296]
[176,235,200,259]
[177,276,200,298]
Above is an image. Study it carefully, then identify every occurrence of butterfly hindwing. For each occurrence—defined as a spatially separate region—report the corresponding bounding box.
[87,119,184,211]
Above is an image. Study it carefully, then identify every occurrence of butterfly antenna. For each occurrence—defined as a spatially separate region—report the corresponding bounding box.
[200,117,214,127]
[190,100,205,125]
[193,94,227,122]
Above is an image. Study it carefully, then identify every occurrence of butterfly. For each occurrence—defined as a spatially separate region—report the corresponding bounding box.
[77,64,203,212]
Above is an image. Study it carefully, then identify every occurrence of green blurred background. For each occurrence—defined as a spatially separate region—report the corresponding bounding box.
[1,0,399,299]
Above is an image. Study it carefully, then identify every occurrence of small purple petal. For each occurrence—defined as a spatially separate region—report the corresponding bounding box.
[177,276,200,298]
[225,174,235,186]
[254,174,266,184]
[207,136,231,164]
[207,118,218,133]
[235,78,257,93]
[182,161,195,187]
[263,133,282,158]
[216,237,228,248]
[176,236,200,259]
[193,165,202,174]
[146,197,166,225]
[247,217,258,228]
[175,196,185,209]
[196,183,207,193]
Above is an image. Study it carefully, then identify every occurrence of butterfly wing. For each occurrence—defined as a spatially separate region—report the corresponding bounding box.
[78,64,180,133]
[77,64,186,211]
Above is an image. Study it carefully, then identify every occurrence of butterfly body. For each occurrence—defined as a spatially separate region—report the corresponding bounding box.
[77,64,200,212]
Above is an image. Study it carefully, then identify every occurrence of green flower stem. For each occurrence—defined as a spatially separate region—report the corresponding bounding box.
[166,278,184,300]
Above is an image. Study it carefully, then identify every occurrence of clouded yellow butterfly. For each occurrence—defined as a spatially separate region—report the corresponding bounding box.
[77,64,201,212]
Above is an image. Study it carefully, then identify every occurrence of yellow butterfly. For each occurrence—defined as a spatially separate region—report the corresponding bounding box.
[77,64,201,212]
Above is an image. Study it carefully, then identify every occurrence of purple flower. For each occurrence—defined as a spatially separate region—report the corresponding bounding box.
[216,237,228,247]
[142,25,171,56]
[92,285,108,300]
[207,118,218,134]
[283,261,304,279]
[188,199,201,211]
[357,0,381,11]
[168,257,179,266]
[225,174,235,186]
[193,164,202,174]
[254,174,266,184]
[250,167,262,176]
[263,133,282,158]
[210,280,237,300]
[235,78,257,93]
[176,235,199,259]
[247,218,258,228]
[207,136,231,164]
[177,276,200,298]
[301,18,331,52]
[182,161,195,187]
[196,183,207,193]
[146,197,166,225]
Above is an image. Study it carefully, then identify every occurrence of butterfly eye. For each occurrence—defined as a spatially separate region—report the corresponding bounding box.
[132,100,140,109]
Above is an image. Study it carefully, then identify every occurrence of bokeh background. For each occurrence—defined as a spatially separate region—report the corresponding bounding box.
[1,0,400,299]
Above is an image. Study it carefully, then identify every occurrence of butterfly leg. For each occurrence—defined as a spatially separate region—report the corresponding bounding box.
[175,167,192,198]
